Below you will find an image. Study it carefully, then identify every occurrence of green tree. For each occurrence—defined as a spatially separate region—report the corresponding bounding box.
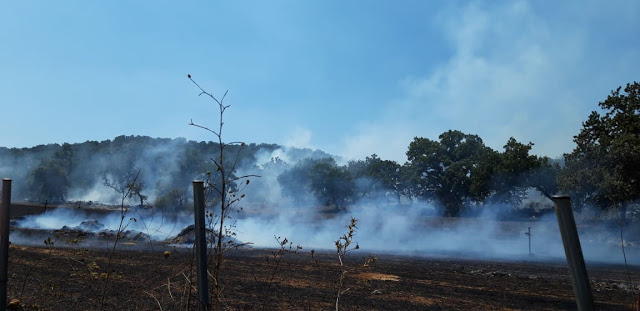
[491,138,547,205]
[278,157,355,211]
[406,130,495,216]
[154,188,188,211]
[277,158,317,203]
[363,154,404,203]
[528,157,561,200]
[346,159,371,198]
[55,142,74,175]
[27,144,75,203]
[560,82,640,221]
[309,158,354,212]
[28,161,70,202]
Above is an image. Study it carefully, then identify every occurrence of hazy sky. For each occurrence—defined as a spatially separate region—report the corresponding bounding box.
[1,1,639,162]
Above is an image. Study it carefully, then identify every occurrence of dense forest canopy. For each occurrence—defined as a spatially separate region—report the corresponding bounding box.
[1,82,639,221]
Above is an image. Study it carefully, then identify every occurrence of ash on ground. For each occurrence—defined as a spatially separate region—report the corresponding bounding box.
[55,219,152,242]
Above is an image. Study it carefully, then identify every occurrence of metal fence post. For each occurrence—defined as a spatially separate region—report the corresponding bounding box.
[1,178,12,311]
[192,180,209,310]
[552,195,594,311]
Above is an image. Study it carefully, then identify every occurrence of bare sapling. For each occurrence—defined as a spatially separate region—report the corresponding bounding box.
[188,74,258,309]
[335,217,359,311]
[614,204,638,308]
[260,236,302,308]
[100,169,142,310]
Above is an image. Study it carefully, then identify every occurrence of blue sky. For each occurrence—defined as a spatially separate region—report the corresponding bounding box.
[1,1,639,162]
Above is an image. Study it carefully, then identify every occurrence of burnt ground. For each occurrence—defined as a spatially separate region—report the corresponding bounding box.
[4,203,640,310]
[4,239,640,311]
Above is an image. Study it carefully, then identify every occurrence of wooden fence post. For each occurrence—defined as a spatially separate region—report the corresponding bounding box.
[192,180,209,310]
[552,195,594,311]
[1,178,12,311]
[525,227,532,256]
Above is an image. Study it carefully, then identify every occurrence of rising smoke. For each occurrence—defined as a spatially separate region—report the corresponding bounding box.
[3,140,639,265]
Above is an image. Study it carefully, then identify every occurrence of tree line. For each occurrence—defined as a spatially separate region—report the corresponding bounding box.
[276,133,558,217]
[277,82,640,220]
[0,136,327,210]
[1,82,638,220]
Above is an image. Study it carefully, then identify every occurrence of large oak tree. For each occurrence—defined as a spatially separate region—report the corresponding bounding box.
[406,130,496,216]
[560,82,640,221]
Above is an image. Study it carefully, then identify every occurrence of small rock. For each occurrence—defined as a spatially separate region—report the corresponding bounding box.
[371,289,383,295]
[8,298,21,309]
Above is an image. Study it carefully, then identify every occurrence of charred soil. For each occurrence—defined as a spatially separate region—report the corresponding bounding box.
[4,243,640,310]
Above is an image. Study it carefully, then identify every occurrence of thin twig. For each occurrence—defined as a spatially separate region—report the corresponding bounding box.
[188,74,257,308]
[167,278,174,301]
[616,205,634,289]
[100,169,142,311]
[144,291,164,311]
[19,267,33,300]
[188,120,219,136]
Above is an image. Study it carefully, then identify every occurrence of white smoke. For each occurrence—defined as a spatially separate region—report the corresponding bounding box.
[7,144,640,266]
[17,207,192,242]
[234,200,639,265]
[67,182,119,203]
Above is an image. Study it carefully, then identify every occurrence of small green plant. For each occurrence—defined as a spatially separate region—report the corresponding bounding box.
[335,217,359,311]
[87,261,101,279]
[362,256,377,268]
[43,235,57,255]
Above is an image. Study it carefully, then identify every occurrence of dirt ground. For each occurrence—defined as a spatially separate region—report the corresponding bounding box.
[4,240,640,311]
[4,203,640,310]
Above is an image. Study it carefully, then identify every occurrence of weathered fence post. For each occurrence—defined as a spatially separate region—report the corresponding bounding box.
[1,178,12,311]
[192,180,209,310]
[552,195,594,311]
[525,227,532,256]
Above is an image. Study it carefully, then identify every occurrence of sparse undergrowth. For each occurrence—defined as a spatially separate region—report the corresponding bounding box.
[335,217,359,311]
[5,244,640,311]
[188,74,260,309]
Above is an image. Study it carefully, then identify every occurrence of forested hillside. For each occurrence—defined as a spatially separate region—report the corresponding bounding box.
[0,133,581,219]
[0,136,329,208]
[2,82,639,222]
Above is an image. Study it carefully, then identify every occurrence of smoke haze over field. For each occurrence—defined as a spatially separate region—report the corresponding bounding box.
[15,197,640,265]
[16,207,192,241]
[5,140,639,266]
[233,202,640,265]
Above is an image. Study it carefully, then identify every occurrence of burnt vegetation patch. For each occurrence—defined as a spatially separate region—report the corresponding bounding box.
[4,246,640,311]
